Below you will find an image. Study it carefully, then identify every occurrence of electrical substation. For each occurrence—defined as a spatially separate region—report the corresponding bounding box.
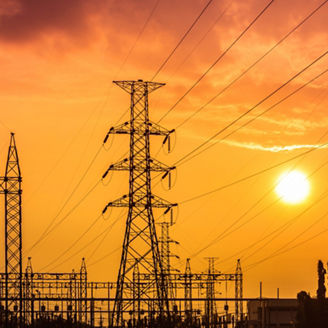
[0,80,246,328]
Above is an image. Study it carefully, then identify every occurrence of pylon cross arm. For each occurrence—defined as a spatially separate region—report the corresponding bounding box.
[102,194,177,213]
[107,122,131,135]
[147,121,174,136]
[106,121,174,136]
[103,157,174,176]
[150,194,177,209]
[113,80,165,94]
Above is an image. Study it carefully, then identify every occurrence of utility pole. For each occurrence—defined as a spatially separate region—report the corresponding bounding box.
[102,80,176,326]
[0,133,23,327]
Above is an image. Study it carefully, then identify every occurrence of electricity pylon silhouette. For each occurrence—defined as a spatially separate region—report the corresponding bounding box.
[0,133,23,326]
[103,80,176,326]
[235,259,243,322]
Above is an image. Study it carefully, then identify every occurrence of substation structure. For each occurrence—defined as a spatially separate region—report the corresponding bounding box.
[0,80,244,328]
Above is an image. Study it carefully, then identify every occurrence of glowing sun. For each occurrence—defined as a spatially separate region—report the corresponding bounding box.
[275,170,310,204]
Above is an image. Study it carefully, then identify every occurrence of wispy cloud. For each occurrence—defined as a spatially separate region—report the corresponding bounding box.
[223,140,328,152]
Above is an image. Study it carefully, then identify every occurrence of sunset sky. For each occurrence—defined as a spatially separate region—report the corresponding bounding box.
[0,0,328,302]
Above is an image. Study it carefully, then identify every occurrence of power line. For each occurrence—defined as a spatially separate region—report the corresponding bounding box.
[88,246,122,268]
[180,140,328,205]
[39,214,102,271]
[188,143,328,259]
[174,52,328,167]
[157,0,276,123]
[165,2,231,85]
[31,0,163,252]
[174,0,328,129]
[119,0,161,76]
[25,178,102,256]
[217,158,328,265]
[87,210,125,260]
[48,215,121,271]
[151,0,215,81]
[244,207,328,272]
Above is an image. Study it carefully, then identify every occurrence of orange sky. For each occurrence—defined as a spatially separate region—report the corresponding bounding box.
[0,0,328,302]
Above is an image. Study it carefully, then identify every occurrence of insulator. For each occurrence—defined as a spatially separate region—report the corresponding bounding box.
[168,172,171,189]
[163,134,169,145]
[102,170,109,179]
[170,208,174,225]
[102,205,108,214]
[103,133,109,144]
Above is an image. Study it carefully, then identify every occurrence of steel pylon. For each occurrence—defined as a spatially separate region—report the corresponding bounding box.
[0,133,23,326]
[103,80,176,326]
[235,259,243,322]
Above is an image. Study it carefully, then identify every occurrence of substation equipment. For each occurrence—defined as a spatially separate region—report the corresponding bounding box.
[0,80,243,328]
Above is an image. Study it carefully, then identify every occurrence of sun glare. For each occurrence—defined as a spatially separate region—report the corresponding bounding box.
[275,170,310,204]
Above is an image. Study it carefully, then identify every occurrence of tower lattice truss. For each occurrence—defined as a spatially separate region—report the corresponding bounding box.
[0,133,23,321]
[103,80,176,325]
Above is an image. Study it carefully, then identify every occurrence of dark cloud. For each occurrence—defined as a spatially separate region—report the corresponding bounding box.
[0,0,105,43]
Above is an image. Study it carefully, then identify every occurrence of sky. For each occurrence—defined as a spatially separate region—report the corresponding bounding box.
[0,0,327,302]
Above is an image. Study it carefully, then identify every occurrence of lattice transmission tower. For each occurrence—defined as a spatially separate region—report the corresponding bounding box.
[0,133,23,325]
[235,259,243,322]
[103,80,176,326]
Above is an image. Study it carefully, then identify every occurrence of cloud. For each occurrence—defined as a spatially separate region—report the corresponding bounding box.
[0,0,105,43]
[223,140,328,152]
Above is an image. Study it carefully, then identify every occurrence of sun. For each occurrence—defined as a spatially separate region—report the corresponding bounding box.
[275,170,310,204]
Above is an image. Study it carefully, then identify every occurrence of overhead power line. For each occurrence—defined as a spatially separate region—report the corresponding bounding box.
[180,139,328,205]
[157,0,276,123]
[39,214,102,271]
[151,0,215,81]
[191,154,328,259]
[175,0,328,129]
[48,215,121,272]
[25,178,102,256]
[174,51,328,168]
[244,206,328,272]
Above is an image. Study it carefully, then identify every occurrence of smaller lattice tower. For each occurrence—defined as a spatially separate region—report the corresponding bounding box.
[235,259,243,322]
[79,258,88,323]
[24,257,33,325]
[205,257,217,328]
[184,258,192,320]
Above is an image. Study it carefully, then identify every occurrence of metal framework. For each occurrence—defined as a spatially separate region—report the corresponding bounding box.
[103,80,176,326]
[0,106,246,327]
[184,258,192,324]
[205,258,217,328]
[235,259,243,322]
[0,133,23,325]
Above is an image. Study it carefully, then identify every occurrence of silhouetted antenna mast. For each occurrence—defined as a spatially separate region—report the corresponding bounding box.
[103,79,176,326]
